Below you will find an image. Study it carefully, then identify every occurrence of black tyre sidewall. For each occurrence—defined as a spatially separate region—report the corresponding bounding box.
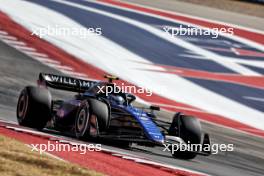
[17,86,52,129]
[75,101,90,139]
[171,115,202,159]
[180,116,201,145]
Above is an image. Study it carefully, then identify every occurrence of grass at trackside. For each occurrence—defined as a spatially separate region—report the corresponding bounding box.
[0,135,104,176]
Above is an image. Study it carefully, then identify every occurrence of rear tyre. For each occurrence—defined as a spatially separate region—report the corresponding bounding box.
[16,86,52,130]
[74,99,110,139]
[75,101,91,139]
[169,114,202,159]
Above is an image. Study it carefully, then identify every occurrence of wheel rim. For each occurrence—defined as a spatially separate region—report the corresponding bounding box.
[17,92,28,122]
[76,108,88,133]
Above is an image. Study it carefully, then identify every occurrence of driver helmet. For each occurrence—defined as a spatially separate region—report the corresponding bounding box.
[110,95,125,105]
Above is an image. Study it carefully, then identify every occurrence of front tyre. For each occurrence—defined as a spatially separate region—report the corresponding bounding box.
[17,86,52,129]
[169,114,202,159]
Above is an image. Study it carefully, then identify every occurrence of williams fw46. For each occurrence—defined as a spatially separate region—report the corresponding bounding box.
[17,73,211,159]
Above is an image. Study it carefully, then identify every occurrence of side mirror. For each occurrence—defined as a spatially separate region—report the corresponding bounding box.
[127,93,136,104]
[150,105,160,111]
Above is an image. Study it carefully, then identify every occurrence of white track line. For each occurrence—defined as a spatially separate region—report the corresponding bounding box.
[13,45,36,52]
[0,35,17,40]
[179,54,207,59]
[47,63,73,71]
[243,96,264,102]
[184,50,198,54]
[0,30,8,35]
[2,39,26,46]
[34,57,61,64]
[60,70,88,77]
[23,51,48,58]
[77,76,90,80]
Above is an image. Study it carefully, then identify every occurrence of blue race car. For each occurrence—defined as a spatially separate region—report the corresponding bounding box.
[17,73,211,159]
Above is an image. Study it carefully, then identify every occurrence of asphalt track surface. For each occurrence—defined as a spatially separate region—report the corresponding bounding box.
[0,40,264,176]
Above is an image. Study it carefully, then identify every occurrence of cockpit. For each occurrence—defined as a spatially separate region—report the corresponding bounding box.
[85,81,136,106]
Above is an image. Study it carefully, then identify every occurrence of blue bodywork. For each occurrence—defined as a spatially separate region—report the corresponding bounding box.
[83,82,165,143]
[112,104,165,144]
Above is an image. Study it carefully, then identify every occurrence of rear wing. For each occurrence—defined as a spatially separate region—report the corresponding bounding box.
[38,73,97,92]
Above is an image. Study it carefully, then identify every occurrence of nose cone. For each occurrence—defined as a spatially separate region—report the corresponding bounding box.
[137,113,165,143]
[149,132,164,144]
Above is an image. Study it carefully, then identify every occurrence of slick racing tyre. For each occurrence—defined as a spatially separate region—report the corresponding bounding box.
[17,86,52,130]
[75,99,110,139]
[88,98,110,132]
[169,114,202,159]
[75,101,91,139]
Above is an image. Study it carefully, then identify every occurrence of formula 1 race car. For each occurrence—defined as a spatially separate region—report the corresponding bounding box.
[17,73,211,159]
